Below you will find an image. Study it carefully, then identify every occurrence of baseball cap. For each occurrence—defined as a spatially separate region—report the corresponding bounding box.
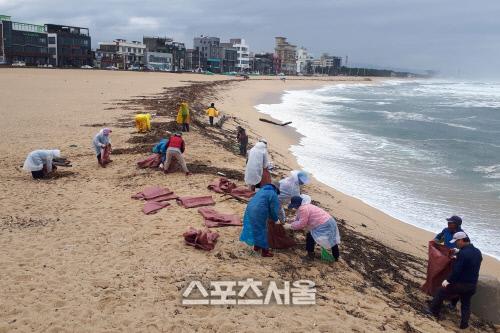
[449,231,468,243]
[288,196,303,209]
[446,215,462,226]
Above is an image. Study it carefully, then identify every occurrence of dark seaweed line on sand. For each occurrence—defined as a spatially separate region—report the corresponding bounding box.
[114,80,493,331]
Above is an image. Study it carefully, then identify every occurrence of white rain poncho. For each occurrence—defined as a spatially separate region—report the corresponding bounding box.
[278,170,310,203]
[23,149,61,173]
[278,170,310,222]
[244,142,270,186]
[92,129,111,155]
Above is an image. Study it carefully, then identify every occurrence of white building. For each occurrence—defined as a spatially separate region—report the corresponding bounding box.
[144,51,173,71]
[97,39,146,69]
[296,47,312,74]
[230,38,250,72]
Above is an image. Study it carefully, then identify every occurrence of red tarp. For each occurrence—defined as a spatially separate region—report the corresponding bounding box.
[132,186,173,200]
[267,220,296,249]
[208,178,255,201]
[177,195,216,209]
[132,187,177,215]
[137,154,161,169]
[421,241,454,296]
[183,227,219,251]
[143,201,170,215]
[197,207,242,228]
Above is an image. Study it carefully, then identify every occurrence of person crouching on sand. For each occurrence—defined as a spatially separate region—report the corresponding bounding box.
[240,182,280,257]
[93,128,112,167]
[176,101,191,132]
[162,132,191,176]
[23,149,61,179]
[205,103,219,126]
[278,170,310,222]
[284,195,341,261]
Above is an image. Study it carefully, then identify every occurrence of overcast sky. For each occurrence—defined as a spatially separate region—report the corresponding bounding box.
[2,0,500,77]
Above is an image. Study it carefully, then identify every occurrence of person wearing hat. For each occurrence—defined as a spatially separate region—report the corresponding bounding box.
[162,132,191,176]
[434,215,464,249]
[278,170,310,222]
[92,128,112,167]
[284,195,341,261]
[244,139,272,191]
[239,182,281,257]
[429,231,482,329]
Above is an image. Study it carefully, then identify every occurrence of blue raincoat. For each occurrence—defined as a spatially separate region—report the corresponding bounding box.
[152,139,169,162]
[239,184,280,249]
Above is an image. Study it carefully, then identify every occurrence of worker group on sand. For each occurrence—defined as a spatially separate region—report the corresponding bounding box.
[428,215,482,330]
[92,128,113,167]
[428,228,482,329]
[23,149,61,179]
[20,97,485,330]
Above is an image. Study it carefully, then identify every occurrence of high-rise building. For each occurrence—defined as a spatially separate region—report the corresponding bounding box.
[274,37,297,75]
[296,47,313,75]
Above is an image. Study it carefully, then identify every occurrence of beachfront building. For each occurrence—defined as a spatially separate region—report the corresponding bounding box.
[274,36,297,75]
[296,47,313,75]
[0,15,49,66]
[311,53,342,75]
[193,35,221,72]
[219,42,238,73]
[96,39,144,69]
[45,24,92,68]
[230,38,250,72]
[250,52,275,75]
[144,51,172,71]
[143,36,185,71]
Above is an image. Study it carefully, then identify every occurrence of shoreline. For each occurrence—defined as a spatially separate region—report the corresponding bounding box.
[217,78,500,277]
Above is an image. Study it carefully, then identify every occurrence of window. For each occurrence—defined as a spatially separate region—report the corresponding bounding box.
[48,37,56,44]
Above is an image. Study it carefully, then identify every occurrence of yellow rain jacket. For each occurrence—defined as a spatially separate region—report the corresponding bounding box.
[176,102,191,124]
[206,107,219,117]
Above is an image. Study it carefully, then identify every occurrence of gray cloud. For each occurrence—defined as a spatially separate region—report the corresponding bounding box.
[2,0,500,77]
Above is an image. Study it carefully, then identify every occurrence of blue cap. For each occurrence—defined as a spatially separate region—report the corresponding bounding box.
[288,196,303,209]
[446,215,462,226]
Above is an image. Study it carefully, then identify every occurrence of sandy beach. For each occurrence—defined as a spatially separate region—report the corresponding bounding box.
[0,68,498,333]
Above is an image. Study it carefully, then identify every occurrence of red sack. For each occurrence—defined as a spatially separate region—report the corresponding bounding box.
[267,220,296,249]
[259,168,272,187]
[421,241,454,295]
[183,227,219,251]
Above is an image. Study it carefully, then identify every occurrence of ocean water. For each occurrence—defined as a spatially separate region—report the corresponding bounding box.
[256,80,500,259]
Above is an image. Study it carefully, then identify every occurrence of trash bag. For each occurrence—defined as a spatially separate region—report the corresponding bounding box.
[267,220,296,249]
[321,247,335,262]
[421,241,454,295]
